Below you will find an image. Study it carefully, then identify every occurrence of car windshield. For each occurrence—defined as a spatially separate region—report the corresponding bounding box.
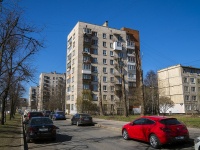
[160,118,181,125]
[30,112,43,117]
[81,114,90,117]
[31,118,53,125]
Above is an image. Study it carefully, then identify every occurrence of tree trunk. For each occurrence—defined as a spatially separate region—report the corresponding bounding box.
[122,74,128,117]
[98,75,104,116]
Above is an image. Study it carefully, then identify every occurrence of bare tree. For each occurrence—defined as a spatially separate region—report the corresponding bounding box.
[98,74,104,115]
[0,3,44,125]
[159,96,174,115]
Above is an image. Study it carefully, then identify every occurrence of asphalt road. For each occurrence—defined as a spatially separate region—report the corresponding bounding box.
[26,119,196,150]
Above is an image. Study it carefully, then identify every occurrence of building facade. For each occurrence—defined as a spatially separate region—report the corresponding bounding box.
[37,72,66,111]
[66,21,141,115]
[158,64,200,114]
[29,86,39,111]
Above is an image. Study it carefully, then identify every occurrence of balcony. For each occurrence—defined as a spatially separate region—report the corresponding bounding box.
[83,60,91,64]
[113,42,122,50]
[82,69,91,74]
[126,41,135,49]
[128,77,136,82]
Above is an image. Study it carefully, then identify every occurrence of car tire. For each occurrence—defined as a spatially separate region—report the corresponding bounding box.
[122,129,129,140]
[77,121,79,126]
[149,134,161,149]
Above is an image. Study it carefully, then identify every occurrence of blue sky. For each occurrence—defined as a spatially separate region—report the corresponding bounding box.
[15,0,200,98]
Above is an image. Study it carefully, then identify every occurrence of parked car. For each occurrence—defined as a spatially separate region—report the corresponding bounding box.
[24,111,44,122]
[52,111,66,120]
[122,116,189,149]
[24,117,57,142]
[71,113,93,126]
[43,110,51,117]
[195,136,200,150]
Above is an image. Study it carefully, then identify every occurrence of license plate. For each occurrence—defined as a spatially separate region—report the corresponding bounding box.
[39,128,48,131]
[175,136,184,140]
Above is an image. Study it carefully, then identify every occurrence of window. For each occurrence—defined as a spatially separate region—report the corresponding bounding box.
[111,95,114,101]
[73,41,75,48]
[110,60,114,65]
[93,40,98,46]
[103,50,107,56]
[83,28,91,34]
[110,77,114,82]
[83,74,91,79]
[92,75,98,82]
[93,49,98,55]
[72,77,74,82]
[92,94,98,101]
[191,87,196,92]
[110,68,114,74]
[192,96,196,101]
[110,86,114,91]
[103,85,107,91]
[103,76,107,82]
[71,85,74,92]
[83,64,91,70]
[185,95,189,101]
[190,78,195,84]
[186,105,191,110]
[103,33,106,39]
[110,35,113,40]
[93,31,97,37]
[103,42,106,47]
[72,68,74,74]
[128,65,135,70]
[92,66,98,72]
[183,77,188,83]
[110,51,114,57]
[71,104,74,110]
[84,47,90,53]
[110,43,113,48]
[184,86,189,92]
[103,95,107,100]
[103,67,107,73]
[71,95,74,100]
[83,84,89,89]
[128,56,135,62]
[93,58,98,63]
[103,59,107,64]
[93,84,98,91]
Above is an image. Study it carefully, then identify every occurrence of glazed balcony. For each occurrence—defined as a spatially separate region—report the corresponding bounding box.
[126,41,135,49]
[113,42,122,50]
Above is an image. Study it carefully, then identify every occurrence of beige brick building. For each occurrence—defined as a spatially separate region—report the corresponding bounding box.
[158,64,200,114]
[37,72,66,111]
[66,21,142,115]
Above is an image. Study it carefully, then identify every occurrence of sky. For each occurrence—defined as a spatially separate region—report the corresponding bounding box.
[9,0,200,98]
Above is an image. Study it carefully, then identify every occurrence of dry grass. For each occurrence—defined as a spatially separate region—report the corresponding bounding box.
[0,114,23,150]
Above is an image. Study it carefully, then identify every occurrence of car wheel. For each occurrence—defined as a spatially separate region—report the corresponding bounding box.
[122,129,129,140]
[149,134,160,149]
[77,121,79,126]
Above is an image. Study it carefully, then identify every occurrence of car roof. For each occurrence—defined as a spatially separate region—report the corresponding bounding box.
[140,116,176,121]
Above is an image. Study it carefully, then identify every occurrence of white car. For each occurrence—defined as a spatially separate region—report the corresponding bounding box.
[194,136,200,150]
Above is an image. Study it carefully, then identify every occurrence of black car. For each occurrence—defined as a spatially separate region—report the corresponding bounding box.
[24,117,57,142]
[71,113,93,126]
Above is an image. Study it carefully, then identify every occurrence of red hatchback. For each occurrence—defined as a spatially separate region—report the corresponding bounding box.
[122,116,189,149]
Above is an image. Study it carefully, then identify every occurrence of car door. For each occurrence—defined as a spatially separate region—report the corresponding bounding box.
[128,118,146,140]
[141,119,155,142]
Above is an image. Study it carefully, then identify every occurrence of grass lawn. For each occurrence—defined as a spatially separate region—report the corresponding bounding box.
[0,114,23,150]
[94,114,200,128]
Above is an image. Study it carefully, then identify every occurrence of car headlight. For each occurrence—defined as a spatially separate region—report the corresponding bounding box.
[194,137,200,144]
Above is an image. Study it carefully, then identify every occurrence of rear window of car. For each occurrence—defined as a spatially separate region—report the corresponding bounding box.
[81,114,91,117]
[160,118,181,125]
[30,112,43,117]
[31,118,53,125]
[56,112,64,115]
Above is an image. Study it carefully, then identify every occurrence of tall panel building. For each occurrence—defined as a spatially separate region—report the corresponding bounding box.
[66,21,141,115]
[158,64,200,114]
[37,72,66,111]
[29,86,39,110]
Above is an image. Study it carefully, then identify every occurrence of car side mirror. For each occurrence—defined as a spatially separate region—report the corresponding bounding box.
[130,122,135,126]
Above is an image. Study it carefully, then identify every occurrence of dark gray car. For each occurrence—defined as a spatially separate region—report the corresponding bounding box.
[71,113,93,126]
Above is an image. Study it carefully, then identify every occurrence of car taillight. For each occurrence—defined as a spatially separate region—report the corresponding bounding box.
[160,127,171,132]
[28,113,31,119]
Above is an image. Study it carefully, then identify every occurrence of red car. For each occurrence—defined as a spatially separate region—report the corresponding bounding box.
[122,116,189,149]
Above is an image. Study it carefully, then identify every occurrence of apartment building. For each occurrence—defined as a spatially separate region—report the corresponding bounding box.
[29,86,39,110]
[158,64,200,114]
[37,72,66,111]
[66,21,142,115]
